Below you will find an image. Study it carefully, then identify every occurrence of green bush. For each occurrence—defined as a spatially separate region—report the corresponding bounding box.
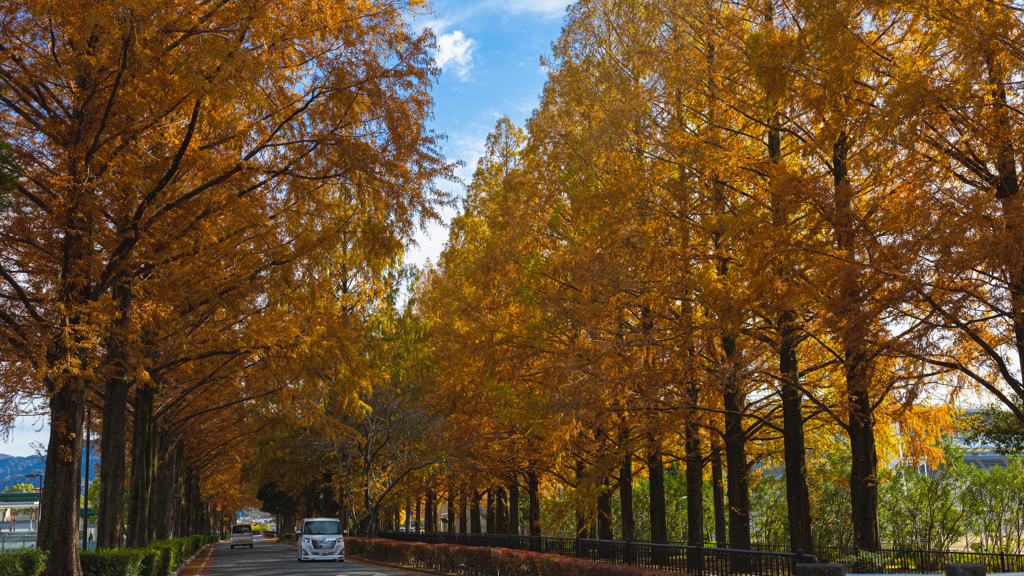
[147,544,176,575]
[0,549,47,576]
[840,551,888,574]
[80,549,146,576]
[187,535,203,553]
[138,549,160,576]
[279,533,298,543]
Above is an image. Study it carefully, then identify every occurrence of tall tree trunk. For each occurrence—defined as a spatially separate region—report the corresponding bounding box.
[459,488,467,533]
[527,470,541,536]
[723,377,750,550]
[97,283,132,550]
[470,490,482,534]
[426,490,435,533]
[494,487,507,534]
[985,45,1024,369]
[508,476,520,535]
[619,450,634,541]
[711,442,726,545]
[148,426,171,543]
[127,386,156,548]
[485,489,493,533]
[414,495,421,532]
[38,374,86,576]
[685,383,703,547]
[769,103,814,552]
[447,489,455,533]
[597,477,613,541]
[575,460,587,537]
[833,130,880,550]
[647,445,666,544]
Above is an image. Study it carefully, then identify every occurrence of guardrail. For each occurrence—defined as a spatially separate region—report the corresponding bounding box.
[0,533,35,551]
[379,532,819,576]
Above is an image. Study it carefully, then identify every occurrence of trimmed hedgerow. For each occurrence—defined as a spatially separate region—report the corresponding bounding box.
[146,543,177,575]
[137,549,161,576]
[0,549,47,576]
[344,537,684,576]
[79,548,146,576]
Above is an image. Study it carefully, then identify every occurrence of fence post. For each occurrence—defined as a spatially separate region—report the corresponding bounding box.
[1002,551,1007,574]
[697,542,704,576]
[625,540,633,566]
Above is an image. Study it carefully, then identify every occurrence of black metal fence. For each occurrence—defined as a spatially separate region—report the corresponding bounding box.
[378,532,818,576]
[379,532,1024,574]
[746,543,1024,574]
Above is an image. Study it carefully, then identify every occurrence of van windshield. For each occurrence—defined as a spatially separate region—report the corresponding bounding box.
[303,521,341,535]
[232,525,251,534]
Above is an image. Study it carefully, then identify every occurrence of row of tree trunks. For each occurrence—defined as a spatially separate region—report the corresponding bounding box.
[96,282,132,550]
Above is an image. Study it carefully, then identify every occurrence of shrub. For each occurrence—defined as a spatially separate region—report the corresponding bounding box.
[187,535,204,553]
[279,533,298,543]
[840,551,887,574]
[138,549,160,576]
[80,549,146,576]
[151,538,188,569]
[346,538,681,576]
[147,544,176,575]
[0,549,47,576]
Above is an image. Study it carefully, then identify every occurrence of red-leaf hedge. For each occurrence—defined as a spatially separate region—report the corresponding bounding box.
[344,537,686,576]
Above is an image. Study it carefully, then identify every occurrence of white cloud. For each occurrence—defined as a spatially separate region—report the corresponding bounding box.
[435,31,479,81]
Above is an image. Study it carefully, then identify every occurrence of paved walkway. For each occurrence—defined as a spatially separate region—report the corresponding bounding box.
[203,537,412,576]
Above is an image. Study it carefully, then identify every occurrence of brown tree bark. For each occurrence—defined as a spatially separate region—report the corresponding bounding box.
[619,450,634,541]
[508,476,520,535]
[833,131,880,550]
[685,383,704,547]
[97,283,132,550]
[38,375,86,576]
[527,470,541,536]
[470,490,482,534]
[711,442,726,545]
[647,445,666,544]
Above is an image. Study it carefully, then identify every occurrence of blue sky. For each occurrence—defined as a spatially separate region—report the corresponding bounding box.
[404,0,572,269]
[0,0,572,458]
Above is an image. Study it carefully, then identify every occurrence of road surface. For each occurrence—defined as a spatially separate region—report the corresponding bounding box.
[205,536,411,576]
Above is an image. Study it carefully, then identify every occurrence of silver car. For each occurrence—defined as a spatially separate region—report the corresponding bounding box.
[297,517,345,562]
[230,524,253,549]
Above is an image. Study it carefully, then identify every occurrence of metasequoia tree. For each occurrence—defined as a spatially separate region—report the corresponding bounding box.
[415,0,965,552]
[0,0,450,571]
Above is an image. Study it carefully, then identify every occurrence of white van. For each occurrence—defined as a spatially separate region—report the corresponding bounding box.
[230,524,253,549]
[297,517,344,562]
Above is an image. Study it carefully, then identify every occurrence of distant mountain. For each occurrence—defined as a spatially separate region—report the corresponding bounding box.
[0,452,98,492]
[0,453,43,492]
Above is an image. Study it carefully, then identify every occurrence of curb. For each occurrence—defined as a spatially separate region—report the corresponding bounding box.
[168,541,221,576]
[350,556,451,575]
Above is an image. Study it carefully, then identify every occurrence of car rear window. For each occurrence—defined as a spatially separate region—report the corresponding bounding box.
[303,520,341,535]
[232,525,251,534]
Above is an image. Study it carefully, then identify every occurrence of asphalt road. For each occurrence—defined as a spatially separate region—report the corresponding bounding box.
[206,536,410,576]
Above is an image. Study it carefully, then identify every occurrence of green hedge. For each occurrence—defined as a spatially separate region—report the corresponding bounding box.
[146,544,177,575]
[79,549,146,576]
[137,549,160,576]
[345,538,680,576]
[0,549,47,576]
[80,534,212,576]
